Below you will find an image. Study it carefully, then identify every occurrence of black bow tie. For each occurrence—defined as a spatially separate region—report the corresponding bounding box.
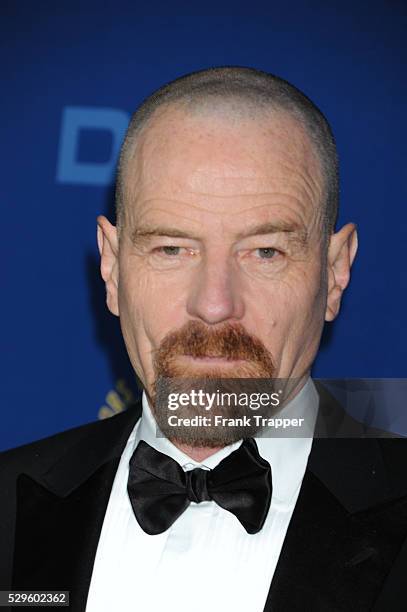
[127,438,272,535]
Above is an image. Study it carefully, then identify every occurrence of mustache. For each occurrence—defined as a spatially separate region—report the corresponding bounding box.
[153,320,275,373]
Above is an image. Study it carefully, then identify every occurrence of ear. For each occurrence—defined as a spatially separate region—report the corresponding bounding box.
[325,222,358,322]
[97,215,120,317]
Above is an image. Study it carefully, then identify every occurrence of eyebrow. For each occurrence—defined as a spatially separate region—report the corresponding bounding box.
[131,221,307,245]
[131,226,200,244]
[235,221,307,243]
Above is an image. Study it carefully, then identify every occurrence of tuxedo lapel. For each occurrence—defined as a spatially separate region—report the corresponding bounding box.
[13,459,119,611]
[11,402,142,612]
[263,436,407,611]
[263,448,405,611]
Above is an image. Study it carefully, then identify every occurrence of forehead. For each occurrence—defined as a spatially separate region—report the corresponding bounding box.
[122,105,324,231]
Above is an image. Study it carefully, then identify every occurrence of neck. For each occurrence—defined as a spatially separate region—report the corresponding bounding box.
[172,442,224,462]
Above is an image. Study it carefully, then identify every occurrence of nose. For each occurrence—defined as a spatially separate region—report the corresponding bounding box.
[186,251,245,325]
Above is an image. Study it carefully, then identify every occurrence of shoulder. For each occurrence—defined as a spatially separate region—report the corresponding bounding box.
[0,404,141,483]
[314,380,407,439]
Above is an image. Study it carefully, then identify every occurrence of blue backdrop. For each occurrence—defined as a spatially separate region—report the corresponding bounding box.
[2,1,406,450]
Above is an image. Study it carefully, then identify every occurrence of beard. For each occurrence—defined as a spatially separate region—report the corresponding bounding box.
[149,320,280,447]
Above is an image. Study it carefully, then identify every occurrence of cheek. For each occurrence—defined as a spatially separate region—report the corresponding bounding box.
[276,276,326,364]
[118,265,188,348]
[285,276,325,335]
[248,268,325,345]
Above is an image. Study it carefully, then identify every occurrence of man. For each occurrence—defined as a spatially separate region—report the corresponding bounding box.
[1,67,406,611]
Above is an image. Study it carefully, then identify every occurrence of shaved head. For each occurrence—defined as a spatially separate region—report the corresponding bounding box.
[115,66,338,240]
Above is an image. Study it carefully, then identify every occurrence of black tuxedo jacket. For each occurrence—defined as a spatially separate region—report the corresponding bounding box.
[1,382,407,611]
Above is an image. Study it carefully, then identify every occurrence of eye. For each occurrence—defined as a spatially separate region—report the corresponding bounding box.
[256,247,277,259]
[156,246,182,256]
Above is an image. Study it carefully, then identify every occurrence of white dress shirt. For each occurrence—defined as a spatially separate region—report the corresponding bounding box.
[86,378,319,612]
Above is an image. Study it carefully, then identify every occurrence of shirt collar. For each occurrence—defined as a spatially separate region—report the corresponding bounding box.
[255,378,319,503]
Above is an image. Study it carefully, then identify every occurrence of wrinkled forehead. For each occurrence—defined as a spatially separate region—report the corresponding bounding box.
[121,104,324,231]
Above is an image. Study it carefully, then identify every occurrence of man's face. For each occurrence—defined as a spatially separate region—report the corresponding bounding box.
[98,105,357,432]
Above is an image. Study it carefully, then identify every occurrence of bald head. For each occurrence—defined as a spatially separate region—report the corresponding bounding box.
[121,104,324,255]
[115,66,338,240]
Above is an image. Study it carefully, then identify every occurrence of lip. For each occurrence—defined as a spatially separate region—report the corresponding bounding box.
[180,355,245,365]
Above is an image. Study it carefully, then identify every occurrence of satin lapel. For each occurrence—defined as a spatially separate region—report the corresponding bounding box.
[12,459,119,611]
[12,402,142,612]
[263,439,407,612]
